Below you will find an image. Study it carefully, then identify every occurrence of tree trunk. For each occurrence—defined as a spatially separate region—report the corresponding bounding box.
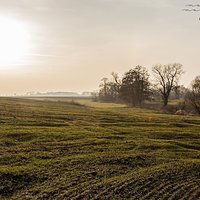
[163,97,168,107]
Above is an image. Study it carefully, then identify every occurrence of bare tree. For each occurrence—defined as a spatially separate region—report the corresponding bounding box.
[111,72,121,94]
[185,76,200,114]
[152,63,183,107]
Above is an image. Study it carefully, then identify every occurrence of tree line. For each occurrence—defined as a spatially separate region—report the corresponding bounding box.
[98,63,200,114]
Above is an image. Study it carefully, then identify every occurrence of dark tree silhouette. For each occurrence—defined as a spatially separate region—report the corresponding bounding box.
[99,73,121,102]
[185,76,200,114]
[119,66,150,107]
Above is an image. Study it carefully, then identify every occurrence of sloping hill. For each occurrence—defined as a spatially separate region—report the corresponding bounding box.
[0,98,199,199]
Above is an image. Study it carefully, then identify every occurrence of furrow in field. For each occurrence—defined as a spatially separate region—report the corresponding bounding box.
[140,180,177,200]
[182,185,199,200]
[188,187,200,200]
[168,181,196,200]
[162,181,195,200]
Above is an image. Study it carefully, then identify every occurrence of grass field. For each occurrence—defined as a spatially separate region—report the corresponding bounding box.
[0,97,200,199]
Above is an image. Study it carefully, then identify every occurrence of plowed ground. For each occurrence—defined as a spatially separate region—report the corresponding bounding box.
[0,97,199,199]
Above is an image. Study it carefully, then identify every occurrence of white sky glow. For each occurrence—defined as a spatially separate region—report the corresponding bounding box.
[0,17,31,70]
[0,0,199,95]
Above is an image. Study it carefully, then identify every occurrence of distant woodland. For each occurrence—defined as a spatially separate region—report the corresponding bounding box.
[98,63,200,115]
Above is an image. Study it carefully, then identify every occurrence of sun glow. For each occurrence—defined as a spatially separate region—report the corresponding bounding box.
[0,17,31,70]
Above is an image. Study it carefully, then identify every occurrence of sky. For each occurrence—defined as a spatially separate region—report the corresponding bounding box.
[0,0,200,95]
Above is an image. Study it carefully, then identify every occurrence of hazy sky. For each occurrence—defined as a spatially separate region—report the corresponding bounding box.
[0,0,200,95]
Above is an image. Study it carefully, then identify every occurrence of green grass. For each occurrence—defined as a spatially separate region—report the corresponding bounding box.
[0,97,199,199]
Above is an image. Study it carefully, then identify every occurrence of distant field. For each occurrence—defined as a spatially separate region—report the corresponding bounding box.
[0,97,199,199]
